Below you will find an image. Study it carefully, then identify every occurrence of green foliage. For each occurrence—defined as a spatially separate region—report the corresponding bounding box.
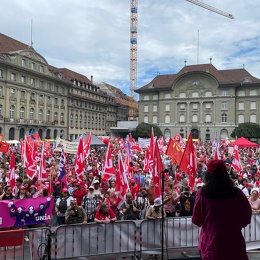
[230,122,260,139]
[133,122,163,138]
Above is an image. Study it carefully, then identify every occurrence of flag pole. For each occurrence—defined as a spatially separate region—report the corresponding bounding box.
[161,169,165,260]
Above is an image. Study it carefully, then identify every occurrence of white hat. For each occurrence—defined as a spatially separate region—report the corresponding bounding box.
[154,198,162,207]
[196,183,204,188]
[251,188,259,194]
[94,180,99,184]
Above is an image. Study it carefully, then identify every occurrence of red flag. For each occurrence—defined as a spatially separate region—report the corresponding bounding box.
[8,150,16,195]
[148,128,155,177]
[129,133,135,145]
[166,138,184,165]
[20,139,24,157]
[83,133,92,158]
[153,140,163,199]
[31,132,42,147]
[124,151,131,179]
[231,137,243,172]
[38,142,47,182]
[179,133,197,191]
[0,141,9,153]
[115,152,129,208]
[24,136,37,179]
[102,145,115,181]
[74,136,85,179]
[131,143,143,152]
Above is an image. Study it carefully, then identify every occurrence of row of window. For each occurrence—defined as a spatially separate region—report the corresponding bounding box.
[143,101,257,112]
[6,105,64,122]
[8,72,65,93]
[143,90,258,100]
[3,87,65,106]
[21,58,45,73]
[70,89,106,102]
[143,113,257,124]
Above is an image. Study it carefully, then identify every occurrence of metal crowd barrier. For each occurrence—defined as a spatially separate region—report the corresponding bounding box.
[1,214,260,260]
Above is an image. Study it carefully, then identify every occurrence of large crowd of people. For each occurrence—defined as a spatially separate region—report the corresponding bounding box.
[0,139,259,228]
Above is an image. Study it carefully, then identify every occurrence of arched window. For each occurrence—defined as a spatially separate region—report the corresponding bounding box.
[249,90,257,96]
[237,90,245,96]
[39,109,43,121]
[205,91,212,97]
[152,115,157,124]
[46,110,50,122]
[238,114,244,124]
[165,115,170,124]
[10,105,15,119]
[179,115,185,123]
[144,115,148,123]
[221,113,227,123]
[54,112,58,121]
[192,114,198,123]
[205,114,211,123]
[20,107,25,119]
[250,114,256,123]
[192,92,199,98]
[30,108,34,120]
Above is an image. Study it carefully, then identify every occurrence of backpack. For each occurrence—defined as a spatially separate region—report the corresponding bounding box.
[58,197,68,213]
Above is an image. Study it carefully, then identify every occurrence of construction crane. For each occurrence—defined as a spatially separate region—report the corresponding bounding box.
[129,0,138,120]
[186,0,234,19]
[128,0,234,120]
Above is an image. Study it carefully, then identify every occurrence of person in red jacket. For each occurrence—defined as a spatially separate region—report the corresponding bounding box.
[192,159,252,260]
[73,181,87,206]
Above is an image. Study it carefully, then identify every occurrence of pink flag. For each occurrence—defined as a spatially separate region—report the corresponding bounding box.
[124,151,131,179]
[232,138,243,172]
[115,152,129,208]
[74,136,85,179]
[8,150,16,195]
[102,145,115,181]
[148,128,155,178]
[153,140,163,199]
[83,133,92,158]
[38,142,47,182]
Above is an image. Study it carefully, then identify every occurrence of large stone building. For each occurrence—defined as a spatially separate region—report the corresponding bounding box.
[135,63,260,141]
[0,33,132,140]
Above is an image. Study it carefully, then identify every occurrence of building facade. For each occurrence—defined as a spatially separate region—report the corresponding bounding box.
[135,64,260,141]
[0,33,130,141]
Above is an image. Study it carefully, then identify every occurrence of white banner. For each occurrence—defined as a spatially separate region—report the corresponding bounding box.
[56,137,78,154]
[138,138,151,148]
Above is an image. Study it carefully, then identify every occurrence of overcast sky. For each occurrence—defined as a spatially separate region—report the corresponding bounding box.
[1,0,259,96]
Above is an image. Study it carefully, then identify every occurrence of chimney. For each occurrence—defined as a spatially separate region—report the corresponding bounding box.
[91,75,93,83]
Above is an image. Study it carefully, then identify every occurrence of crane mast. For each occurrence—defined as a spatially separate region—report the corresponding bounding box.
[186,0,234,19]
[129,0,138,120]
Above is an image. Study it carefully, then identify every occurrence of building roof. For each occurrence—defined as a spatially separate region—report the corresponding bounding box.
[0,33,34,59]
[136,63,260,92]
[54,67,93,85]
